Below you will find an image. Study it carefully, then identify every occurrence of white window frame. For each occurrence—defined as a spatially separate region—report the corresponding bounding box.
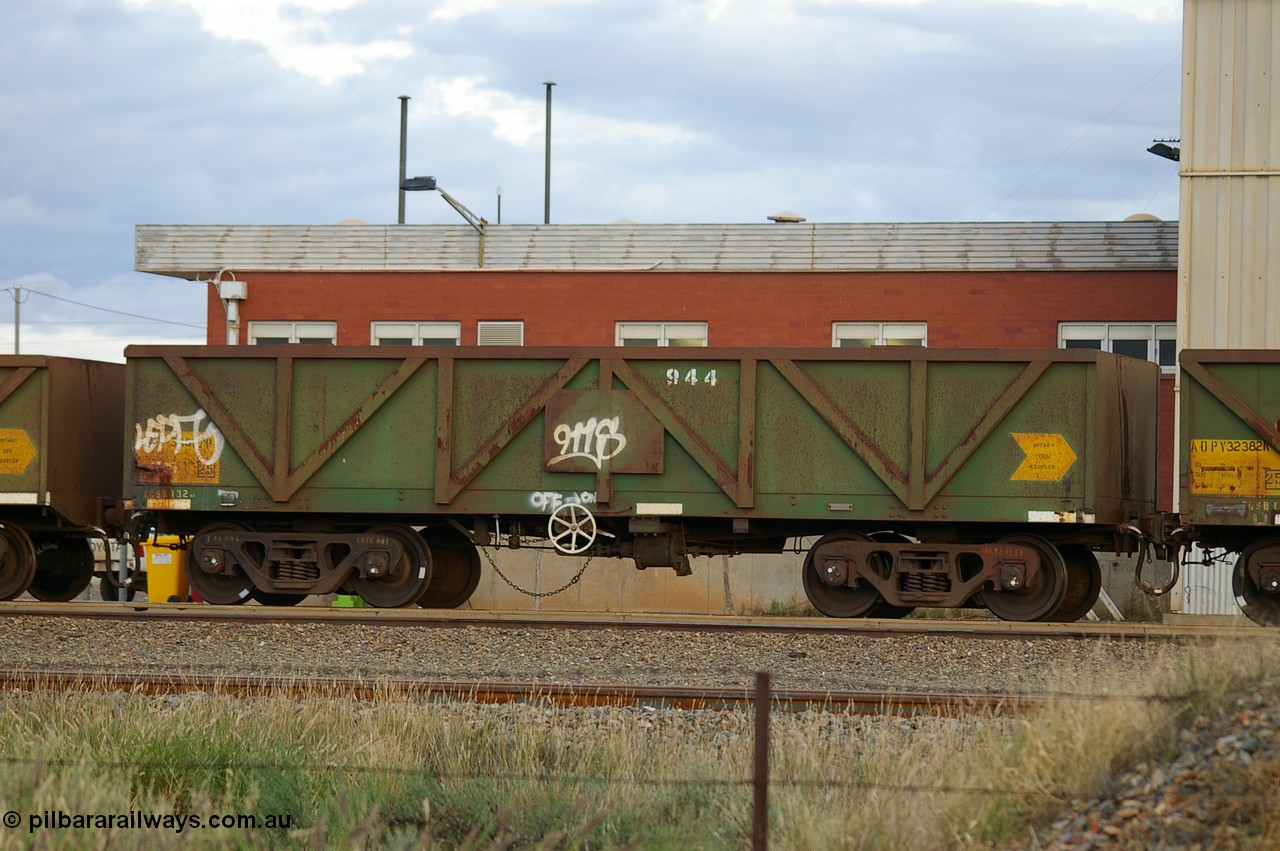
[615,322,708,347]
[477,321,524,346]
[370,321,461,346]
[832,322,927,348]
[247,321,337,345]
[1058,323,1176,371]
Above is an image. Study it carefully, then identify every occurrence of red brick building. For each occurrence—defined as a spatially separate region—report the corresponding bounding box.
[136,218,1178,504]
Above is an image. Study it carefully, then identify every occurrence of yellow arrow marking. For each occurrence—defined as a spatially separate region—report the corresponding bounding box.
[1011,433,1076,482]
[0,428,37,475]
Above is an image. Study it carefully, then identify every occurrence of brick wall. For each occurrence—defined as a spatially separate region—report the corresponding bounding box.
[206,268,1174,348]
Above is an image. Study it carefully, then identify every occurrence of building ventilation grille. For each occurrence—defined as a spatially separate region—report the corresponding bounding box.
[477,321,524,346]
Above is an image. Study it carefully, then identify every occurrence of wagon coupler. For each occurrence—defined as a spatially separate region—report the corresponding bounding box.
[1118,523,1180,597]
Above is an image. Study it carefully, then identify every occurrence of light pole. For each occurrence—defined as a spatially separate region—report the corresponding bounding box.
[398,95,410,224]
[544,81,556,224]
[401,176,489,264]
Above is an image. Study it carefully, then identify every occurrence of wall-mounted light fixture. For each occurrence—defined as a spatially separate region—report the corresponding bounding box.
[1147,140,1180,161]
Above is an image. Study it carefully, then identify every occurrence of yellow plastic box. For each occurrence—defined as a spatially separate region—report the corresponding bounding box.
[144,536,189,602]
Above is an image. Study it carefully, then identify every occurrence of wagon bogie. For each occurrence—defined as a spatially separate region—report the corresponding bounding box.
[801,530,1081,622]
[185,520,432,607]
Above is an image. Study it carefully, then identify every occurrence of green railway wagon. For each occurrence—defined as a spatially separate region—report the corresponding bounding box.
[124,346,1158,620]
[0,355,124,601]
[1177,349,1280,625]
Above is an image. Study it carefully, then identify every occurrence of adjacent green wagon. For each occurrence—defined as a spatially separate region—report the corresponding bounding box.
[1177,349,1280,625]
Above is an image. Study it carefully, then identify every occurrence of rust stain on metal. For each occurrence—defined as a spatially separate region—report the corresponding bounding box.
[0,668,1042,716]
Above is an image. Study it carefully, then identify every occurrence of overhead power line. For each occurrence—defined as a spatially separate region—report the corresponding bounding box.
[2,287,203,329]
[981,53,1181,221]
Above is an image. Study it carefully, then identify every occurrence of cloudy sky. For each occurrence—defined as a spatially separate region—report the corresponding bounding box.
[3,0,1183,361]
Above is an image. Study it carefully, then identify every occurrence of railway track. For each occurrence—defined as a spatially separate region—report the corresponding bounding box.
[0,667,1131,717]
[0,600,1258,642]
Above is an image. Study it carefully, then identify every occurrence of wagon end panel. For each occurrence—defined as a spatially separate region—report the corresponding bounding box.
[45,358,126,528]
[1091,353,1160,524]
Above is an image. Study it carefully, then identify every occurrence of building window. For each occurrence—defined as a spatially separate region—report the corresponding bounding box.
[1059,323,1175,370]
[477,321,524,346]
[248,321,337,345]
[832,322,927,347]
[371,321,461,346]
[616,322,708,347]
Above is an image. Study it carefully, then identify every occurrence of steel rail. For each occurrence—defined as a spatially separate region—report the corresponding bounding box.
[0,601,1258,642]
[0,668,1058,716]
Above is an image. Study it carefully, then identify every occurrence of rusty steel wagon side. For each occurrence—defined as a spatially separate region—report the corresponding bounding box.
[124,345,1159,620]
[0,355,125,601]
[1170,350,1280,625]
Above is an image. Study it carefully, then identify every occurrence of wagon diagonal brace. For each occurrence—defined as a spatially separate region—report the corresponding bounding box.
[0,366,37,409]
[164,354,430,504]
[435,357,592,505]
[1181,357,1280,456]
[611,358,756,509]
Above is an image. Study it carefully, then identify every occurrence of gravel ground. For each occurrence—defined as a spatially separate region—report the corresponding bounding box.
[1009,674,1280,850]
[0,615,1171,694]
[6,614,1277,848]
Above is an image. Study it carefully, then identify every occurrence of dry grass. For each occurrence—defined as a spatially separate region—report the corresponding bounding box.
[0,638,1276,849]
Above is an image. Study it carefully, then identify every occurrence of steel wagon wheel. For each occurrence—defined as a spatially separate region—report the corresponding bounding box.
[977,534,1068,623]
[188,522,255,605]
[417,538,482,609]
[1045,545,1102,623]
[28,535,94,602]
[801,531,885,618]
[1233,538,1280,627]
[350,524,432,609]
[0,524,36,601]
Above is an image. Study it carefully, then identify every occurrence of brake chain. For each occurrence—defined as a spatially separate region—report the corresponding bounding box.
[480,546,594,598]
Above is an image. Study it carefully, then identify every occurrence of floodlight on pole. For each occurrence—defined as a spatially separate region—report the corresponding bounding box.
[400,176,487,234]
[1147,139,1180,162]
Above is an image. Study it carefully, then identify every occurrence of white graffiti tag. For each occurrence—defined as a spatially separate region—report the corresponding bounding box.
[549,417,627,469]
[134,409,225,466]
[530,491,597,514]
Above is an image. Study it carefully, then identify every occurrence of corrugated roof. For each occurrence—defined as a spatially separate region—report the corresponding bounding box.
[135,221,1179,277]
